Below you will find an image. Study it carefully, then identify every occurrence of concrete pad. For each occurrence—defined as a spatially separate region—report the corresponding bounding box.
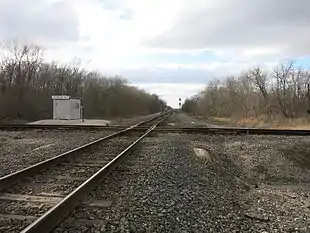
[29,119,111,126]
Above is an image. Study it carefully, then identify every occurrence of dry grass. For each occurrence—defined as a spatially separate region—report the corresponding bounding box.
[210,117,231,123]
[209,116,310,129]
[271,118,310,130]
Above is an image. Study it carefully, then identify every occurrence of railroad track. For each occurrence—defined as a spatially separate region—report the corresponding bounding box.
[154,127,310,135]
[0,112,171,233]
[2,124,310,136]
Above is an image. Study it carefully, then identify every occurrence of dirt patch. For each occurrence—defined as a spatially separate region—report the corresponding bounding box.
[280,142,310,170]
[167,112,222,128]
[0,137,7,145]
[225,141,251,159]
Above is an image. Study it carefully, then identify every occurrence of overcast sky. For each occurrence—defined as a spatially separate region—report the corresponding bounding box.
[1,0,309,107]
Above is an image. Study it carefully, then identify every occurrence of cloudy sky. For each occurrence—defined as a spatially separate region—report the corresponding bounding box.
[1,0,309,107]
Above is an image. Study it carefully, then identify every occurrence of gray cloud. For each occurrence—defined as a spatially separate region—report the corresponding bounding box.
[101,0,125,10]
[115,67,213,84]
[120,8,133,20]
[0,0,79,46]
[147,0,310,56]
[101,0,133,20]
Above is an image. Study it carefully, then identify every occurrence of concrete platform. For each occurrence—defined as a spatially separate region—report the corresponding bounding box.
[29,119,111,126]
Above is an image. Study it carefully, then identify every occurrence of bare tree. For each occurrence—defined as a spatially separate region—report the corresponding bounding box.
[273,61,294,117]
[0,40,166,121]
[183,61,310,121]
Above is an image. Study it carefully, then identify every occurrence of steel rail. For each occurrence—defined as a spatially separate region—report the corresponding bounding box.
[3,124,310,136]
[0,112,170,192]
[115,126,310,135]
[151,127,310,135]
[19,112,170,233]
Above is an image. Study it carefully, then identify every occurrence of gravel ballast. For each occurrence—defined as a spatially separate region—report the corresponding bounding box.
[0,129,116,177]
[193,134,310,232]
[54,133,250,232]
[52,133,310,232]
[0,134,145,233]
[3,109,310,232]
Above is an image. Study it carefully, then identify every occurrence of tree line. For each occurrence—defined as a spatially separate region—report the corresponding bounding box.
[182,62,310,119]
[0,41,166,121]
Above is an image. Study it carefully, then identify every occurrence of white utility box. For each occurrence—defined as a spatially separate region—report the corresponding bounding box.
[52,95,81,120]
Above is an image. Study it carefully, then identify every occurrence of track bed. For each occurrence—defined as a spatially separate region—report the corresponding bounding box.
[52,133,310,232]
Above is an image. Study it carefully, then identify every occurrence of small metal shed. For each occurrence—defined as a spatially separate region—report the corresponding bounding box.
[52,96,81,120]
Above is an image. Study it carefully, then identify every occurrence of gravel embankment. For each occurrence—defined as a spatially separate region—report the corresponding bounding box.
[192,134,310,232]
[54,133,252,232]
[0,130,116,177]
[53,133,310,232]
